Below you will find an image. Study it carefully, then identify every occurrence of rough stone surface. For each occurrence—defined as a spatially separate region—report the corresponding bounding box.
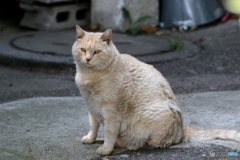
[91,145,239,160]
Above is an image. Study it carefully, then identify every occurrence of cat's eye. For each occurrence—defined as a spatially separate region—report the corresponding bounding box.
[81,48,86,52]
[93,50,101,54]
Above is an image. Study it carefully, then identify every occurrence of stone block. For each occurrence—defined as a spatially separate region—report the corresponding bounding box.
[20,2,89,30]
[91,0,159,32]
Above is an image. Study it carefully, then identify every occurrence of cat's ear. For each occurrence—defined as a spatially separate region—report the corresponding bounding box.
[76,25,85,39]
[100,29,112,45]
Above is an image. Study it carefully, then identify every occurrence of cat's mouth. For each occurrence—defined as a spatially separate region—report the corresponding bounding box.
[84,61,93,67]
[74,59,92,67]
[75,58,91,64]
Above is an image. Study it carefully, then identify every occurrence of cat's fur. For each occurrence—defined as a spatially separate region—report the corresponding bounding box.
[72,26,240,155]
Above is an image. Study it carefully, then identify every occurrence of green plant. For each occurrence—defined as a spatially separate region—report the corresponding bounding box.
[121,7,151,35]
[168,39,181,50]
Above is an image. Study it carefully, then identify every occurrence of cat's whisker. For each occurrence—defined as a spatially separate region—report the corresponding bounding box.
[64,63,76,74]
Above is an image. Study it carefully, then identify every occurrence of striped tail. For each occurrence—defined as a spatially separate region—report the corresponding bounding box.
[183,125,240,143]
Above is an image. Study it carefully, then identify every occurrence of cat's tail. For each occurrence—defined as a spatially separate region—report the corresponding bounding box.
[183,125,240,143]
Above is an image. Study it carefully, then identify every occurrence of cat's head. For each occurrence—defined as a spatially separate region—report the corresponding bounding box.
[72,26,118,70]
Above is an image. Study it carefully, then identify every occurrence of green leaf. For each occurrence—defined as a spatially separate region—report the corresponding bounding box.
[129,28,139,35]
[121,7,132,25]
[168,39,181,50]
[133,15,151,26]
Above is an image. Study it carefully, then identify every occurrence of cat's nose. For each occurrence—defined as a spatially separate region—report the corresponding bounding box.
[86,58,91,62]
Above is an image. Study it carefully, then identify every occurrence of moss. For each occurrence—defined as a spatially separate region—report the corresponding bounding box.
[0,148,34,160]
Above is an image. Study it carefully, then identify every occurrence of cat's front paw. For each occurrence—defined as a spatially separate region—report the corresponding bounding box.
[81,135,95,144]
[96,146,112,155]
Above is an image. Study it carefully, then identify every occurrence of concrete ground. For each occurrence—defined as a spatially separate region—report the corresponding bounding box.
[0,91,239,160]
[0,12,240,159]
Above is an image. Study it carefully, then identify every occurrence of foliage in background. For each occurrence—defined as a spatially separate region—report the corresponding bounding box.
[168,39,181,50]
[121,7,151,35]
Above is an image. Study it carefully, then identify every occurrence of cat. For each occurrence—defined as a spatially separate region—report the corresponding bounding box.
[72,25,240,155]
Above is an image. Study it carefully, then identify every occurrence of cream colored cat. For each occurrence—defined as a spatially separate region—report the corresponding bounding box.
[72,25,240,155]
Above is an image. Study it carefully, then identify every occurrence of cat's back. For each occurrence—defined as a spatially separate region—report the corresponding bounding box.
[117,54,175,101]
[119,54,167,83]
[118,54,156,75]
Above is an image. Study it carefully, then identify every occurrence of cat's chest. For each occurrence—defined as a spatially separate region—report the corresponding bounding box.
[87,95,104,123]
[81,87,104,123]
[77,79,110,123]
[80,82,103,104]
[76,73,116,99]
[75,72,119,123]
